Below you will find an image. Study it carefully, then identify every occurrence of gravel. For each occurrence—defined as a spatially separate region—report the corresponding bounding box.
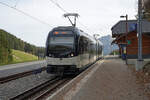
[0,71,54,100]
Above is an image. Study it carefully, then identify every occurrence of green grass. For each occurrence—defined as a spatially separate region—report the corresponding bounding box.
[0,50,39,66]
[12,50,38,63]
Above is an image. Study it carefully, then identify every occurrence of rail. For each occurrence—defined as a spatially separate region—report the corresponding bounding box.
[10,77,70,100]
[0,67,46,84]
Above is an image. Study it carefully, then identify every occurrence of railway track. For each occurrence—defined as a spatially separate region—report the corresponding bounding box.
[0,67,46,84]
[10,77,71,100]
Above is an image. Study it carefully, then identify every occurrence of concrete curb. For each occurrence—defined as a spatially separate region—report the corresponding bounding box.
[47,60,104,100]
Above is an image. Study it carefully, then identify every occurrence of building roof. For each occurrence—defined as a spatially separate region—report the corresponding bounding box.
[111,20,150,37]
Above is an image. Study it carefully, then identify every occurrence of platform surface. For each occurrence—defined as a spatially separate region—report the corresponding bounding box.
[63,58,149,100]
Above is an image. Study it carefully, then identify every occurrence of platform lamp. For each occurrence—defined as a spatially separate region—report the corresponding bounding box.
[120,14,128,64]
[120,14,128,44]
[93,34,100,39]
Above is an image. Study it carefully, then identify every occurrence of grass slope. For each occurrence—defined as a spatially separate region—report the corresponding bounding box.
[12,50,38,63]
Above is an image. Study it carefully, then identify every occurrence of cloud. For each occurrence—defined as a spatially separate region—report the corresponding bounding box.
[0,0,137,46]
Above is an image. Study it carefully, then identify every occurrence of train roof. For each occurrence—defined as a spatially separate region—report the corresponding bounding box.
[52,26,78,31]
[51,26,103,44]
[51,26,91,37]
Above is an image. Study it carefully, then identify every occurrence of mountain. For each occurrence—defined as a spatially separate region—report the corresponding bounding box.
[99,35,118,55]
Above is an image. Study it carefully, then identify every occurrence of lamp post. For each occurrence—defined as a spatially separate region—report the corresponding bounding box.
[120,14,128,44]
[93,34,100,39]
[120,14,128,64]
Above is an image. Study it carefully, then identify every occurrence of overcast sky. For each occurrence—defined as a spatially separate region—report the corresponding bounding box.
[0,0,137,47]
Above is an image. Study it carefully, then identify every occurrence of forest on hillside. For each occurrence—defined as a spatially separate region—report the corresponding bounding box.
[0,29,45,65]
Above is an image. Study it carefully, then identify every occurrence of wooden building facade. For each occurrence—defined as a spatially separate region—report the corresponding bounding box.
[111,20,150,59]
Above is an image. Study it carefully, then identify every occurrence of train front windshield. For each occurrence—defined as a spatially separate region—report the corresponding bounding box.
[47,31,75,57]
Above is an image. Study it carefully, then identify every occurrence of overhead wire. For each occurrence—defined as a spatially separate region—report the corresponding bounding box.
[14,0,20,8]
[48,0,92,33]
[0,1,52,27]
[77,20,93,33]
[49,0,67,13]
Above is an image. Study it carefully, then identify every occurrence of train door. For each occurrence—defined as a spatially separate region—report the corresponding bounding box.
[88,41,91,63]
[78,36,90,67]
[96,41,98,60]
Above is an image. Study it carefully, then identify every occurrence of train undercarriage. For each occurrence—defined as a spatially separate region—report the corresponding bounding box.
[46,65,79,76]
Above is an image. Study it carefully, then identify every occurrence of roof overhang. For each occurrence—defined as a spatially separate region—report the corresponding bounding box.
[112,20,150,37]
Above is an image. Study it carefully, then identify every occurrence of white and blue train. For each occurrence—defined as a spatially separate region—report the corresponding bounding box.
[45,26,103,75]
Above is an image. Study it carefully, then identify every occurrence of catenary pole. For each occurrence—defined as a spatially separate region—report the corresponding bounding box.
[138,0,143,61]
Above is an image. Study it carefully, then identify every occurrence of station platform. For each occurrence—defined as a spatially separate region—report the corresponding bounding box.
[50,57,149,100]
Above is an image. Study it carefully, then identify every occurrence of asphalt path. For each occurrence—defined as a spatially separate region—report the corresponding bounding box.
[0,60,46,78]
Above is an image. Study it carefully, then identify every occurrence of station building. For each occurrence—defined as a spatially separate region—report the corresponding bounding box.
[111,20,150,64]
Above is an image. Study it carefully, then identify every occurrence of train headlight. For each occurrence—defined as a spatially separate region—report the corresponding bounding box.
[49,54,52,57]
[71,53,74,57]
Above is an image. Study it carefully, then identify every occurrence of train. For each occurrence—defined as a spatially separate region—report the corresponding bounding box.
[45,26,103,75]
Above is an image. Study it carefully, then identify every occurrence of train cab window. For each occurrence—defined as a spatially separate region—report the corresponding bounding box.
[48,31,75,55]
[50,36,74,44]
[49,31,74,45]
